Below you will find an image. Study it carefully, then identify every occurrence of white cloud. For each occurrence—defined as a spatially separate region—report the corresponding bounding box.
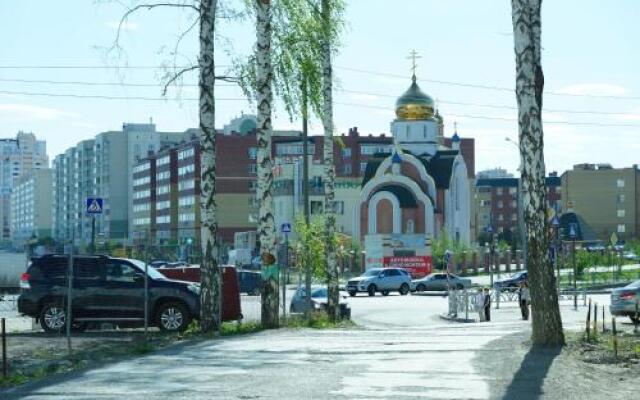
[0,104,78,120]
[106,21,139,31]
[555,83,627,97]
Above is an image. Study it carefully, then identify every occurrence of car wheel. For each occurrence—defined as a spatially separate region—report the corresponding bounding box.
[456,283,464,290]
[157,302,191,332]
[417,284,426,292]
[399,283,409,296]
[381,290,390,296]
[367,285,377,296]
[40,302,67,333]
[348,290,357,297]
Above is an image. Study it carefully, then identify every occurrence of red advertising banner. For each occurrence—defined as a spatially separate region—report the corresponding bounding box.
[383,256,432,278]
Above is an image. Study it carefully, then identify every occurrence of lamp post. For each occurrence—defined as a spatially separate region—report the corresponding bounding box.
[486,225,495,287]
[505,137,527,270]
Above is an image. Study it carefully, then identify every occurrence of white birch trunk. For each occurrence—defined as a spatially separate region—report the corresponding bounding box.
[321,0,339,322]
[511,0,564,346]
[199,0,221,333]
[256,0,279,328]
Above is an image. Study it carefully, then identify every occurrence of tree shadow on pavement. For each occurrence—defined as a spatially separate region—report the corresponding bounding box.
[502,346,561,400]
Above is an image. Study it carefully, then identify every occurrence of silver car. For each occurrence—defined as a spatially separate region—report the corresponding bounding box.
[412,273,472,292]
[290,286,351,319]
[346,268,412,297]
[610,280,640,324]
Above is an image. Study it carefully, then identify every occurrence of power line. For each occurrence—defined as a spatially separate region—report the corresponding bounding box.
[1,77,637,117]
[0,90,245,102]
[335,65,640,100]
[0,65,229,69]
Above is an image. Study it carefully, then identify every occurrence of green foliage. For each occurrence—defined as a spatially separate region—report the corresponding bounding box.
[237,0,346,120]
[432,233,471,269]
[294,216,337,279]
[284,311,354,329]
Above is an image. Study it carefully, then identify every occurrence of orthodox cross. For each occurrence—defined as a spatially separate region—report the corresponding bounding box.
[454,121,458,133]
[407,49,421,77]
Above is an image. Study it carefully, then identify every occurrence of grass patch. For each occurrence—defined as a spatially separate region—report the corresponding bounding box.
[565,329,640,366]
[283,312,356,329]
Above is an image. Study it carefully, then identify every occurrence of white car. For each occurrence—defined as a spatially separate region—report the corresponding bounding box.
[346,268,412,297]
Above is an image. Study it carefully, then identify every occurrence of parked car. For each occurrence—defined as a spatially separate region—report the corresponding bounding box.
[18,255,201,333]
[238,270,262,295]
[610,280,640,324]
[412,273,472,292]
[346,268,412,297]
[493,271,528,291]
[290,286,351,319]
[149,260,170,268]
[623,251,639,261]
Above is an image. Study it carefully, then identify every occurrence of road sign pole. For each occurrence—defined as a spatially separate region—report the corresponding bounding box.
[282,233,289,320]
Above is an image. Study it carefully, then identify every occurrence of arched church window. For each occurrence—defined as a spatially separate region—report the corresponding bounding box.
[406,219,415,234]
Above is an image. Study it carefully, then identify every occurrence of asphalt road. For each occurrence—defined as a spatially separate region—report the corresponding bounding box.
[2,290,634,400]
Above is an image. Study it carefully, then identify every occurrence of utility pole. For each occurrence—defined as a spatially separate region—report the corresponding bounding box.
[569,223,578,310]
[301,78,312,316]
[66,234,74,355]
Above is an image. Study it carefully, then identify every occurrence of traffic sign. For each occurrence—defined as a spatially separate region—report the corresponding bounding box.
[280,223,291,234]
[610,232,618,246]
[86,197,103,214]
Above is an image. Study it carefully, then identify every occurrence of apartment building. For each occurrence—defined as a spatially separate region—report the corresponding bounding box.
[10,169,53,248]
[561,164,639,240]
[0,132,48,241]
[52,122,190,245]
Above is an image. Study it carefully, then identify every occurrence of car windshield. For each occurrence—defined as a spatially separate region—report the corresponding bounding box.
[127,259,167,280]
[363,269,382,277]
[626,280,640,289]
[311,288,328,298]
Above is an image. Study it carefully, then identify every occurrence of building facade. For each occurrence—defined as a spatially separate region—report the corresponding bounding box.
[10,169,53,248]
[474,174,561,244]
[561,164,639,240]
[0,132,48,241]
[52,122,190,245]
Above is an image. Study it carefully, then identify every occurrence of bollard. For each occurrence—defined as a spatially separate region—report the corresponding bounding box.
[495,288,500,310]
[586,299,591,341]
[612,317,618,359]
[2,318,6,378]
[602,305,606,333]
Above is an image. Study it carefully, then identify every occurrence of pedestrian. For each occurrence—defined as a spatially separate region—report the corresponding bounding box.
[519,281,530,320]
[475,289,485,322]
[483,287,491,322]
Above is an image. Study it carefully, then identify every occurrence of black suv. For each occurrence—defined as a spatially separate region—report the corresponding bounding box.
[18,255,200,333]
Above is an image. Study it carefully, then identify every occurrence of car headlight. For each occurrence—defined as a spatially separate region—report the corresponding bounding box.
[187,283,201,295]
[313,302,324,310]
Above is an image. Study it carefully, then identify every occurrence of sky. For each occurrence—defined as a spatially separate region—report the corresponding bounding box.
[1,0,639,175]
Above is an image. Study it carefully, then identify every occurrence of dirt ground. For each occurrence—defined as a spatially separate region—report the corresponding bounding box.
[474,329,640,400]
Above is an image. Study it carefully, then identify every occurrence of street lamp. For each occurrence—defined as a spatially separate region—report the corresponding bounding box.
[505,137,527,270]
[486,225,495,287]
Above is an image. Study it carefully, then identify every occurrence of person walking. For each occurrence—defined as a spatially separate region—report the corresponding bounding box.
[475,289,485,322]
[519,281,530,320]
[483,287,491,322]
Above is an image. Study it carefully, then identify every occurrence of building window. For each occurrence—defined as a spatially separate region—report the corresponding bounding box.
[157,185,170,195]
[310,201,323,214]
[178,148,195,160]
[511,214,517,221]
[498,214,504,221]
[178,179,194,191]
[178,164,195,176]
[333,201,344,215]
[497,200,503,209]
[156,171,170,181]
[276,143,314,156]
[248,180,257,191]
[248,147,257,160]
[617,209,625,218]
[157,200,170,210]
[496,188,503,195]
[341,148,351,158]
[360,162,368,173]
[360,144,390,155]
[178,213,195,222]
[156,215,171,224]
[343,164,352,175]
[248,164,257,174]
[156,155,170,166]
[508,187,517,195]
[179,196,195,207]
[617,194,625,203]
[617,224,626,233]
[511,200,517,208]
[617,179,625,188]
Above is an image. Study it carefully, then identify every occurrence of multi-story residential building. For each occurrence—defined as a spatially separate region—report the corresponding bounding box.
[10,169,53,248]
[475,173,561,243]
[561,163,639,240]
[52,122,190,245]
[0,132,48,241]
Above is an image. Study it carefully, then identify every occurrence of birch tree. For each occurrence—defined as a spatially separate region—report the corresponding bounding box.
[511,0,564,346]
[255,0,279,329]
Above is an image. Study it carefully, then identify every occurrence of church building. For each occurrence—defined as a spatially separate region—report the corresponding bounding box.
[355,72,471,276]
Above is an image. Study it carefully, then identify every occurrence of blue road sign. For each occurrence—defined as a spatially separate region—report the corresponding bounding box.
[86,197,103,214]
[280,223,291,234]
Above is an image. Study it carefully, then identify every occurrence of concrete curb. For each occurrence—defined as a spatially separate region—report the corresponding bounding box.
[438,313,476,323]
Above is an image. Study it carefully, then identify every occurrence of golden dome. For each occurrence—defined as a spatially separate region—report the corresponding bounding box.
[395,75,435,120]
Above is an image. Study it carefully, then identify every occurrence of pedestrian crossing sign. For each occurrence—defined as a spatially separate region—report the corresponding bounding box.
[86,197,103,214]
